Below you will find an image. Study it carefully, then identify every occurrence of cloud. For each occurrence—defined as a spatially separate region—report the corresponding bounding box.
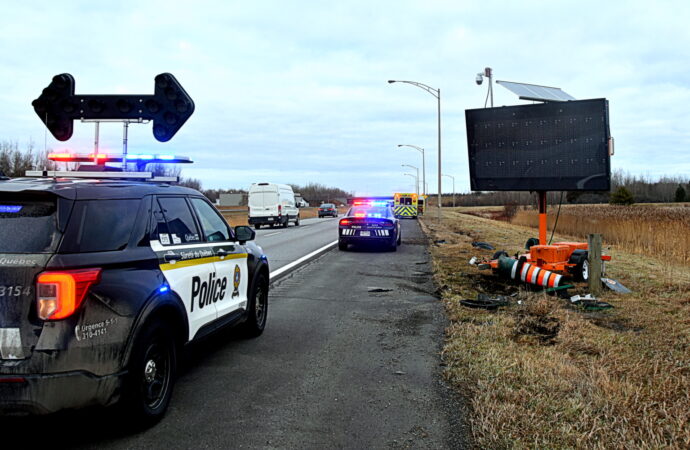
[0,0,688,194]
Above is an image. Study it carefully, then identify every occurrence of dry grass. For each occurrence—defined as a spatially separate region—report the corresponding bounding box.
[221,206,348,227]
[420,208,690,449]
[511,203,690,264]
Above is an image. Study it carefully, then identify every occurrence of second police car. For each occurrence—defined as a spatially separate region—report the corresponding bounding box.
[338,199,401,251]
[0,154,270,425]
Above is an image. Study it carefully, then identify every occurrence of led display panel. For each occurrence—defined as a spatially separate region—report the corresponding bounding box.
[465,99,611,191]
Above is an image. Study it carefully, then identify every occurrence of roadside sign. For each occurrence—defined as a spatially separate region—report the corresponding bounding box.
[32,73,195,142]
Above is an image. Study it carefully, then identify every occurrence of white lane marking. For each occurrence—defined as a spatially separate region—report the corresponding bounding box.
[269,240,338,280]
[264,232,282,237]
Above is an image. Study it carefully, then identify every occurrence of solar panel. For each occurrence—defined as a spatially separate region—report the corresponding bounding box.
[496,80,576,102]
[465,98,611,191]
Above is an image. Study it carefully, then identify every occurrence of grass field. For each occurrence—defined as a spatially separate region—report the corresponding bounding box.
[511,203,690,264]
[420,208,690,448]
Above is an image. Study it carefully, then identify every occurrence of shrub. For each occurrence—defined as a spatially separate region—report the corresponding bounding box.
[609,186,634,205]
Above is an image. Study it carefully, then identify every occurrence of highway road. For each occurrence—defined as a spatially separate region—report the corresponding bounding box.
[253,215,340,278]
[1,219,469,448]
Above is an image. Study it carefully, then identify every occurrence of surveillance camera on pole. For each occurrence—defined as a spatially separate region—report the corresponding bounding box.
[475,67,493,107]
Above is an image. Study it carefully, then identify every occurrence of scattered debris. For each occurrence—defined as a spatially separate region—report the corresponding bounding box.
[433,239,446,245]
[368,287,393,293]
[471,241,495,250]
[394,370,406,375]
[460,293,511,310]
[570,294,613,310]
[601,277,632,294]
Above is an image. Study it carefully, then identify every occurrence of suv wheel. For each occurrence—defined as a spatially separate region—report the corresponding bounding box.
[254,223,261,230]
[242,274,268,337]
[120,319,176,427]
[295,216,300,226]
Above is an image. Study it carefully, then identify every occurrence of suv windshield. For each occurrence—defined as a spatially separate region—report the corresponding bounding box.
[0,195,60,253]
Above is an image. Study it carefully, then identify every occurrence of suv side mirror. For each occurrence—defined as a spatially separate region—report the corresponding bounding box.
[234,225,256,243]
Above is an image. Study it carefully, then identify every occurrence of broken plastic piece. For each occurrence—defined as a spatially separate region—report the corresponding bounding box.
[471,241,495,250]
[601,278,632,294]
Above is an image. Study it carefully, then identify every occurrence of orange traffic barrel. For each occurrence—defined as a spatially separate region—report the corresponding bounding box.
[497,256,562,288]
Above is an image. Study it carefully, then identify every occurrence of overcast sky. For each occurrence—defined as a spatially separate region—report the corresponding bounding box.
[1,1,688,195]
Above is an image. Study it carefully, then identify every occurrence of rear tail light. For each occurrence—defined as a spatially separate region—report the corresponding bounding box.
[340,218,353,226]
[381,220,395,228]
[37,268,101,320]
[278,204,282,216]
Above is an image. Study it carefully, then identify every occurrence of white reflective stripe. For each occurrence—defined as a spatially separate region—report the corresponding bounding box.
[510,260,518,279]
[520,263,530,282]
[542,272,551,287]
[531,267,540,284]
[553,274,562,287]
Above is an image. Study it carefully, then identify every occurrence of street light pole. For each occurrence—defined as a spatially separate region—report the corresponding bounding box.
[401,164,419,195]
[389,80,441,221]
[398,144,425,196]
[442,173,456,207]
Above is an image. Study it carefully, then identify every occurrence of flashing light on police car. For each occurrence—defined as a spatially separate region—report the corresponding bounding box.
[47,152,193,164]
[0,205,23,213]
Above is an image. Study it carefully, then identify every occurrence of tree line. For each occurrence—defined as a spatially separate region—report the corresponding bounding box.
[446,170,690,207]
[0,141,352,205]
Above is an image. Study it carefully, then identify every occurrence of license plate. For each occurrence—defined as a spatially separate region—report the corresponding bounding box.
[360,231,370,236]
[268,218,273,221]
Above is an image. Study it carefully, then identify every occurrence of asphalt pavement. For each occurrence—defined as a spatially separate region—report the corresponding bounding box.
[254,216,340,274]
[1,219,469,449]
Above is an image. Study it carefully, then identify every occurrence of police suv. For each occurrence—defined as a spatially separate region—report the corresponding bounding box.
[0,157,270,424]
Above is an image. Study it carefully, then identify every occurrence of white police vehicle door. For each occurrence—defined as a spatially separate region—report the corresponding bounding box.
[151,196,218,339]
[189,198,248,318]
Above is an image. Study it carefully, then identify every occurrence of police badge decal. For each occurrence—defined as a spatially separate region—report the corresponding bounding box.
[232,264,241,298]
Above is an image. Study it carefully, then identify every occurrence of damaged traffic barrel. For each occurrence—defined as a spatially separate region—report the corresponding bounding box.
[496,255,562,288]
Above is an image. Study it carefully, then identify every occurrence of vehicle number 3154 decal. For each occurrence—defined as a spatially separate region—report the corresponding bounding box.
[0,285,31,297]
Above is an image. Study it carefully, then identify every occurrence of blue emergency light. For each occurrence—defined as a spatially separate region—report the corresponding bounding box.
[0,205,23,213]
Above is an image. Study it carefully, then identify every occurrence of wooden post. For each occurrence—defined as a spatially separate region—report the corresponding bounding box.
[588,234,602,295]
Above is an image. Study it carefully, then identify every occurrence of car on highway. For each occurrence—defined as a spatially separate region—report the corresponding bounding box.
[338,201,401,251]
[318,203,338,218]
[248,182,300,229]
[0,163,270,425]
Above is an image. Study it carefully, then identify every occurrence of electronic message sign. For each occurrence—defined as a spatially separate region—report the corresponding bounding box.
[465,98,611,191]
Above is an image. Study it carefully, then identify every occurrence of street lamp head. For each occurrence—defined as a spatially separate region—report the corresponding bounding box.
[397,144,403,147]
[387,80,396,84]
[475,73,484,85]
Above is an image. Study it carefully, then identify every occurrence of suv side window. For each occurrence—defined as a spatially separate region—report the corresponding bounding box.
[156,197,201,245]
[190,197,232,242]
[61,199,139,252]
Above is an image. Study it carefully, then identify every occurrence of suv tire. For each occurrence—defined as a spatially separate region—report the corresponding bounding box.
[120,318,176,427]
[241,274,268,337]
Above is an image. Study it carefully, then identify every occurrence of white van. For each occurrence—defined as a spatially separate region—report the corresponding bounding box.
[248,182,300,229]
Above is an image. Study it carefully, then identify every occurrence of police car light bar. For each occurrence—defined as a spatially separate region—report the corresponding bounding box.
[25,170,180,183]
[353,199,392,207]
[47,152,193,164]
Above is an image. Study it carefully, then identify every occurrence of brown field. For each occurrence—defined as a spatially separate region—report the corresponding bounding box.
[420,208,690,448]
[220,206,348,227]
[511,203,690,264]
